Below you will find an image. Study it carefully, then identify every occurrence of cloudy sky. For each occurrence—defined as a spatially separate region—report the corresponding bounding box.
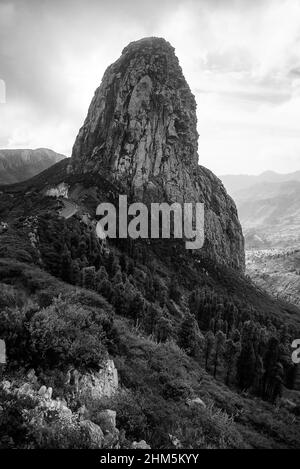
[0,0,300,175]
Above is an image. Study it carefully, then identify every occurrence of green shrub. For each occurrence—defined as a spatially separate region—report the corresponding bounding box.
[29,296,108,370]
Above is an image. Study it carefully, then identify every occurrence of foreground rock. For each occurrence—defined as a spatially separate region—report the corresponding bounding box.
[77,359,119,401]
[186,397,206,408]
[0,361,123,449]
[80,420,104,449]
[132,440,151,449]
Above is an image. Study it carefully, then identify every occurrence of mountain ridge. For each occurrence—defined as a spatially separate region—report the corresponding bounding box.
[220,170,300,197]
[0,148,65,185]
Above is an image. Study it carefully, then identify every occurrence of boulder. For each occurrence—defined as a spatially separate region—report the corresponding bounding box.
[186,397,206,408]
[96,409,117,434]
[280,398,297,410]
[132,440,151,449]
[78,359,118,402]
[80,420,104,449]
[44,387,53,400]
[38,385,47,397]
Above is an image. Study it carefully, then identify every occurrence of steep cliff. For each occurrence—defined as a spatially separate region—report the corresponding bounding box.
[70,37,244,270]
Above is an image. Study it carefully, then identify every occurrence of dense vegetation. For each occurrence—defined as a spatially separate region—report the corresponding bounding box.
[29,210,300,402]
[0,174,300,448]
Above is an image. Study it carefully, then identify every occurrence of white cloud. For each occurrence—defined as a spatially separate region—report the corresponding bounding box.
[1,0,300,174]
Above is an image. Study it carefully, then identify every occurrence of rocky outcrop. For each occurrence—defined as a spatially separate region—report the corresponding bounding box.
[132,440,151,449]
[70,37,244,270]
[186,397,206,408]
[0,366,121,449]
[95,409,117,434]
[71,38,198,197]
[45,182,69,198]
[75,359,119,402]
[79,420,104,448]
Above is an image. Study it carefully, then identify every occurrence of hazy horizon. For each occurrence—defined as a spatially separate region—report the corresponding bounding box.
[1,0,300,175]
[1,146,299,178]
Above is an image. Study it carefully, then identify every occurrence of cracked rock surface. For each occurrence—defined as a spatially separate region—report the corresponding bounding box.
[71,37,244,270]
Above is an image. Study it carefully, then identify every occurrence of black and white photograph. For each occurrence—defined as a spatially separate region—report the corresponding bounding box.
[0,0,300,456]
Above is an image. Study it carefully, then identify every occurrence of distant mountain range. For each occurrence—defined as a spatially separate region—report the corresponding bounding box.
[0,148,65,185]
[220,171,300,249]
[221,170,300,197]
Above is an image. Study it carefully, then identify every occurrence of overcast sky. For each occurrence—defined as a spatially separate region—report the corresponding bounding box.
[0,0,300,175]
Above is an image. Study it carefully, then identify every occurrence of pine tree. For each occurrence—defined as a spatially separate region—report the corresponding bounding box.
[105,251,116,277]
[71,259,81,285]
[95,265,108,293]
[78,235,87,258]
[129,293,145,325]
[204,331,215,371]
[156,316,173,343]
[213,330,226,378]
[119,253,127,272]
[222,320,228,337]
[209,318,215,333]
[112,268,123,285]
[224,338,240,385]
[98,278,114,301]
[113,281,128,316]
[253,354,265,396]
[60,245,72,282]
[144,303,161,335]
[82,266,96,290]
[169,278,181,303]
[262,337,283,401]
[179,314,202,357]
[266,362,284,403]
[237,341,256,390]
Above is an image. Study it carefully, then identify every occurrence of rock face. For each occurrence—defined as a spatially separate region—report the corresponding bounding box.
[80,420,104,448]
[70,37,244,270]
[76,359,119,402]
[0,378,120,449]
[132,440,151,449]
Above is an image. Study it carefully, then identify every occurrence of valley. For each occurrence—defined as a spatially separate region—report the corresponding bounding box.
[246,248,300,307]
[221,172,300,308]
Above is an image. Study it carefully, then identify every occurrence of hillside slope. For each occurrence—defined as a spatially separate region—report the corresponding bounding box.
[1,158,300,448]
